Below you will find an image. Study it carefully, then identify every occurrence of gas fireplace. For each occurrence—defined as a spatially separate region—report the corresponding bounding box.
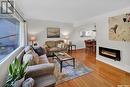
[99,47,120,61]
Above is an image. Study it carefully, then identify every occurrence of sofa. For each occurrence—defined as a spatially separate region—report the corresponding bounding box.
[44,40,68,56]
[16,46,56,87]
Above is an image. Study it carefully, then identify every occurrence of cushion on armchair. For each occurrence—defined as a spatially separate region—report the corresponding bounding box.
[26,63,55,78]
[39,54,49,64]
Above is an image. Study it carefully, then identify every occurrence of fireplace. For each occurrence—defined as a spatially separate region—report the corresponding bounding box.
[99,47,120,61]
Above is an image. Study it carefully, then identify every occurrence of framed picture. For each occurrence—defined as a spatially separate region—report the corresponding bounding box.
[109,13,130,42]
[47,27,60,38]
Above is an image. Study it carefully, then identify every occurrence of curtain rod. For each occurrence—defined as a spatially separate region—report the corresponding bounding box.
[7,0,26,22]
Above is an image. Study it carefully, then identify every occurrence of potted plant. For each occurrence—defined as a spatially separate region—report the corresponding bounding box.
[5,58,28,87]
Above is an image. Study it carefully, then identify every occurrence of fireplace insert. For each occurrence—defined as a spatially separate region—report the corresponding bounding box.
[99,47,120,61]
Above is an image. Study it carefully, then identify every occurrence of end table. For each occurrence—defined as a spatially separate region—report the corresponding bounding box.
[68,44,76,51]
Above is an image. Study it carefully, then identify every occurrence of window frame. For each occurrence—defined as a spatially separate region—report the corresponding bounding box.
[0,13,26,64]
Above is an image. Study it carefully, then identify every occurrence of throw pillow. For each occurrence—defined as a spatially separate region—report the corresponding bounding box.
[33,47,45,56]
[22,78,34,87]
[61,43,65,48]
[57,43,62,48]
[23,51,40,65]
[23,53,34,66]
[57,42,65,48]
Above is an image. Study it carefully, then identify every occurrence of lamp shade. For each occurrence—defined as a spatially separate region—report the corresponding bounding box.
[63,35,69,39]
[30,35,36,41]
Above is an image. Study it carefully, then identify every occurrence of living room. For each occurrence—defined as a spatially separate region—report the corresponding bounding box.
[0,0,130,87]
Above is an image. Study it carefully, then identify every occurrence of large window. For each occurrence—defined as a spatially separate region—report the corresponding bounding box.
[0,18,20,61]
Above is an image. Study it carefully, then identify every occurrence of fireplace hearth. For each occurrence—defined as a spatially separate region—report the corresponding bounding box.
[99,47,120,61]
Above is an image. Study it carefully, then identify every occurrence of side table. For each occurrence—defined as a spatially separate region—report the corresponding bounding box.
[68,44,76,51]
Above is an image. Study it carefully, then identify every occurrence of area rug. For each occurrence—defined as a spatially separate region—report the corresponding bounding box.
[49,58,93,85]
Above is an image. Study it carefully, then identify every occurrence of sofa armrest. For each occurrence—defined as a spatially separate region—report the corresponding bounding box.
[26,63,55,78]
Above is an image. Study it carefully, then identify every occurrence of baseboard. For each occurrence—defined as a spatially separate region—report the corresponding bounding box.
[96,57,130,73]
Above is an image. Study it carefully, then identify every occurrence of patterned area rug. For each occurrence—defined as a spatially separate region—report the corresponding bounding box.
[49,58,92,85]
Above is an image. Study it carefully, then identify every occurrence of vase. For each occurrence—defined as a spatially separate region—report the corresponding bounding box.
[14,77,25,87]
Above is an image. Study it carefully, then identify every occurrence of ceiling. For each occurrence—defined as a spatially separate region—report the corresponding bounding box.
[16,0,130,23]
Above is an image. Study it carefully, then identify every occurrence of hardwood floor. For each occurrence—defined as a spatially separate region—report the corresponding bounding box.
[56,49,130,87]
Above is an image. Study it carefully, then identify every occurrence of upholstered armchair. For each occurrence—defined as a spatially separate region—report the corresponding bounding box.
[26,63,56,87]
[21,46,56,87]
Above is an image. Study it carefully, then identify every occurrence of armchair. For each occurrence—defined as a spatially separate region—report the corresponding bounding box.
[26,63,56,87]
[22,46,56,87]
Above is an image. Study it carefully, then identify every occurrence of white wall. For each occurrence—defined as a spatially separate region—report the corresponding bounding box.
[74,7,130,73]
[27,19,74,46]
[28,19,96,49]
[70,24,96,49]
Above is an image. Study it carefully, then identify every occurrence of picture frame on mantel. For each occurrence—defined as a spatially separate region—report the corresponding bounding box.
[47,27,60,38]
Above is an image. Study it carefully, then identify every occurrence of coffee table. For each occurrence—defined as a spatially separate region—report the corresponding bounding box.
[53,52,75,72]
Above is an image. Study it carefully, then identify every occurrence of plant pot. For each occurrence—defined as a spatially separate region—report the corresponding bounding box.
[14,77,25,87]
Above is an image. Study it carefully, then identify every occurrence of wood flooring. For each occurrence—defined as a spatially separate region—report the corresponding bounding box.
[56,49,130,87]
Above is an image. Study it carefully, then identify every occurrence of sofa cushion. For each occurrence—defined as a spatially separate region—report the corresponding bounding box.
[46,41,56,48]
[39,54,49,64]
[32,51,40,64]
[49,47,61,52]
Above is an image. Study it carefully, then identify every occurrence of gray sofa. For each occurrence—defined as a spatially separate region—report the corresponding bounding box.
[17,46,56,87]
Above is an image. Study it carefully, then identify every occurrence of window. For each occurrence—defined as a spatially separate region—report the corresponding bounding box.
[80,30,96,37]
[0,18,20,61]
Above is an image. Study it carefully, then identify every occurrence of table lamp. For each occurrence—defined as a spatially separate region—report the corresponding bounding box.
[63,35,69,44]
[30,35,36,45]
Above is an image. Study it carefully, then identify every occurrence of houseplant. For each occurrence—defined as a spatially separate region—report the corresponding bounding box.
[5,58,28,87]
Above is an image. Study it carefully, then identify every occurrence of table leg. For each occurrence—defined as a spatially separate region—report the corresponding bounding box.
[75,46,76,51]
[73,59,75,69]
[60,61,63,72]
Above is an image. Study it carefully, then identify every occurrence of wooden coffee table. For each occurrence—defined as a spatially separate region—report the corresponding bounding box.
[53,52,75,72]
